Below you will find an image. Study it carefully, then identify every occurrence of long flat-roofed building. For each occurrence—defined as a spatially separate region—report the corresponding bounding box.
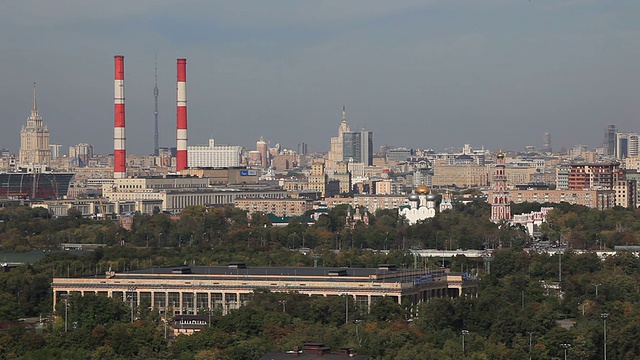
[497,189,616,210]
[234,198,313,217]
[52,264,478,316]
[102,176,286,213]
[325,194,409,213]
[187,139,242,168]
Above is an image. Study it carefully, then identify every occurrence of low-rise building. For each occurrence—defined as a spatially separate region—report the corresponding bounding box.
[52,264,478,316]
[325,194,409,213]
[500,189,616,210]
[234,198,313,217]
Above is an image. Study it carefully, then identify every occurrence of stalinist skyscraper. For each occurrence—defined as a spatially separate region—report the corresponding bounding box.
[327,106,350,171]
[19,83,50,166]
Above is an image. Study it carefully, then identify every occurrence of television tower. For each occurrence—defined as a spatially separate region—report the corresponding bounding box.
[153,55,159,156]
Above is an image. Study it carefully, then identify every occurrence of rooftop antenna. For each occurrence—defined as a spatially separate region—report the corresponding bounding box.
[153,54,159,156]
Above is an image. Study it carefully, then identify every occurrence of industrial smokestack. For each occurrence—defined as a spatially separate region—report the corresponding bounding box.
[176,58,188,172]
[114,55,126,179]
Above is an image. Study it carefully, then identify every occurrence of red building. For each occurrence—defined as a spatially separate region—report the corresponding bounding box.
[568,162,619,190]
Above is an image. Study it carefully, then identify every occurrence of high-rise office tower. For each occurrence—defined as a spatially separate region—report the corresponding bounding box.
[541,132,552,153]
[615,132,639,159]
[49,144,61,160]
[69,143,94,167]
[342,130,373,166]
[604,124,617,156]
[297,142,308,156]
[20,83,51,166]
[257,136,268,168]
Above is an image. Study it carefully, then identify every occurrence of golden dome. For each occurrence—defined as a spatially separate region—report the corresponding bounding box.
[496,151,505,159]
[416,183,430,194]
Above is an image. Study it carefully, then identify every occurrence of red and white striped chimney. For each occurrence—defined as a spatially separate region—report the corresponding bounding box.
[176,58,188,172]
[113,55,126,179]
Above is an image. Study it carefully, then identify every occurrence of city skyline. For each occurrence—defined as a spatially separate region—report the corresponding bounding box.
[1,1,639,155]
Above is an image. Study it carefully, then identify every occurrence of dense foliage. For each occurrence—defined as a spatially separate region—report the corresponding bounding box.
[1,202,640,358]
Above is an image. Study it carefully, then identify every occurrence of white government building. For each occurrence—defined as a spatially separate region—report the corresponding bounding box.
[188,139,242,168]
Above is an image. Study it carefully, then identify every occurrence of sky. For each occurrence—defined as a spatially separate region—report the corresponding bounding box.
[1,0,639,156]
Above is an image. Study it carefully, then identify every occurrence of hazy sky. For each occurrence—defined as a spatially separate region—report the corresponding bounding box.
[1,0,639,155]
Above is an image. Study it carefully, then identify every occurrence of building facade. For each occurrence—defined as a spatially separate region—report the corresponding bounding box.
[615,132,639,159]
[188,139,242,168]
[432,163,489,188]
[19,84,50,166]
[102,176,286,213]
[52,264,478,316]
[331,161,352,194]
[327,107,351,170]
[234,198,313,217]
[308,161,328,197]
[568,163,619,190]
[343,130,373,166]
[256,136,268,168]
[325,194,409,213]
[505,189,616,210]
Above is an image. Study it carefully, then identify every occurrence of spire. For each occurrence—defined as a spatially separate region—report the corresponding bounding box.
[27,82,43,126]
[153,54,159,156]
[31,82,38,117]
[341,105,347,123]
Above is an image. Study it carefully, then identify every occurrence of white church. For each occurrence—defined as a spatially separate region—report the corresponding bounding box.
[399,184,453,225]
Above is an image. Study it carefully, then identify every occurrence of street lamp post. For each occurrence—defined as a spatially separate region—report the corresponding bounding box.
[560,343,571,360]
[558,251,562,284]
[61,293,70,332]
[340,293,349,324]
[127,294,134,322]
[527,332,534,360]
[355,320,363,346]
[127,286,136,322]
[461,330,469,355]
[601,312,609,360]
[384,232,389,251]
[594,283,601,297]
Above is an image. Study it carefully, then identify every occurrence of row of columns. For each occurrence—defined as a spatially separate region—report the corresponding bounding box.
[54,284,479,314]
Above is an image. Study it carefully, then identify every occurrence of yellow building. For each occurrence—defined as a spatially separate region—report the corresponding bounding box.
[308,161,328,197]
[432,164,489,188]
[19,84,50,166]
[325,194,409,213]
[234,198,313,217]
[52,264,478,316]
